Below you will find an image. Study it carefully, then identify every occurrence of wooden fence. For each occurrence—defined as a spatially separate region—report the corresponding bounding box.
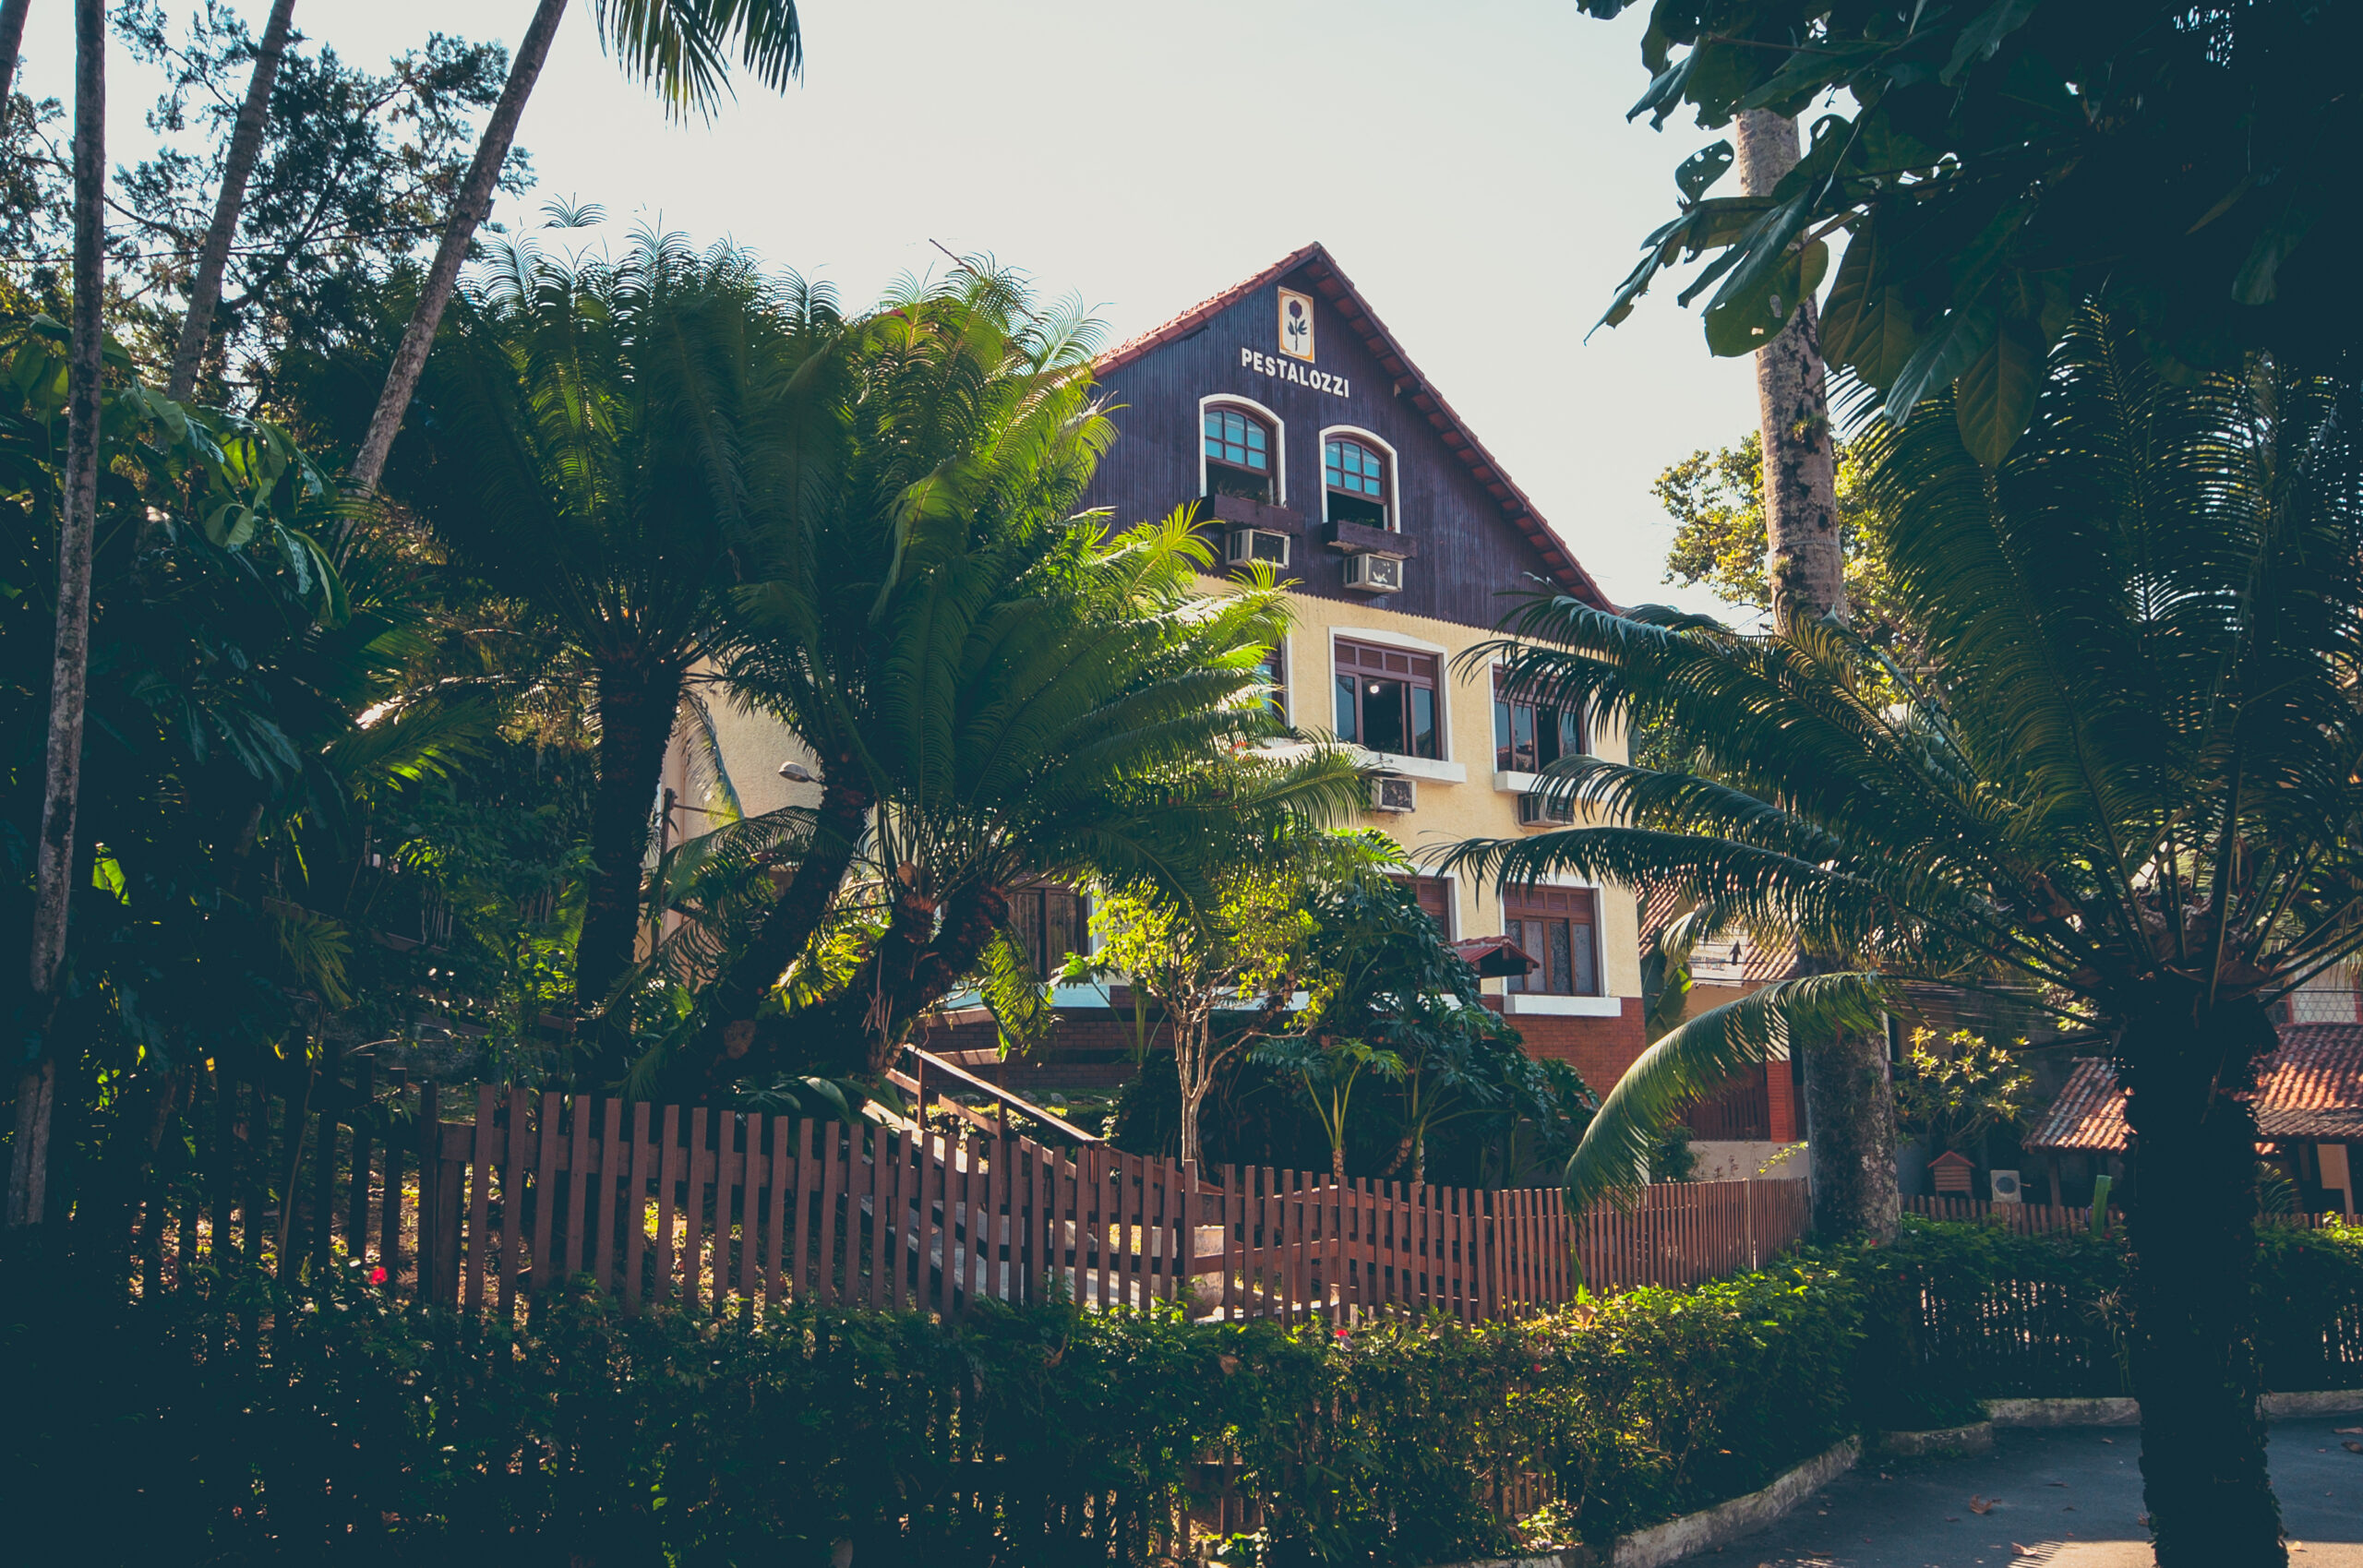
[1906,1194,2346,1235]
[125,1071,1817,1324]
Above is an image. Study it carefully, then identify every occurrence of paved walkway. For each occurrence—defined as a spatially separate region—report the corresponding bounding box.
[1714,1418,2361,1568]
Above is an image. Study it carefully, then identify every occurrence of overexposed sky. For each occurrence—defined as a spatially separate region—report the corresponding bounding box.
[17,0,1757,615]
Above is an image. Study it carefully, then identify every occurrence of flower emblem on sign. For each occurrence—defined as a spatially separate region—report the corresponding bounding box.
[1277,288,1316,361]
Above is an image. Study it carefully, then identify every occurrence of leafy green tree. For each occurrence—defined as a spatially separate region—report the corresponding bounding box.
[1583,0,2363,463]
[1892,1027,2034,1160]
[1253,1035,1401,1188]
[350,0,804,488]
[1084,857,1322,1171]
[1451,310,2360,1565]
[109,2,521,406]
[1657,430,1894,628]
[388,231,837,1032]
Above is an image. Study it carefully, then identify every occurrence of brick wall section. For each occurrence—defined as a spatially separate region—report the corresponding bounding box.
[1495,1000,1649,1097]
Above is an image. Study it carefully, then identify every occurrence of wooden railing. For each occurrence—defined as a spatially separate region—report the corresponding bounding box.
[125,1071,1817,1325]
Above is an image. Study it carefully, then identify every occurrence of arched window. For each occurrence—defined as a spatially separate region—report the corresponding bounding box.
[1204,405,1274,502]
[1325,436,1389,528]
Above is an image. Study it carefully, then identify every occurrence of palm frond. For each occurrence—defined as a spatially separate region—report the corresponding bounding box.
[1566,972,1887,1209]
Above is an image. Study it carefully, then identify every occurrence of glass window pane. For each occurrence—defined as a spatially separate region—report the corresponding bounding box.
[1572,918,1599,996]
[1411,687,1436,759]
[1512,704,1535,772]
[1362,677,1409,754]
[1560,707,1584,759]
[1335,674,1358,743]
[1494,700,1513,771]
[1505,919,1526,992]
[1549,920,1574,995]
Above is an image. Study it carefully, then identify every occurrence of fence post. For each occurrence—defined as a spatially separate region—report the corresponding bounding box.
[414,1081,440,1303]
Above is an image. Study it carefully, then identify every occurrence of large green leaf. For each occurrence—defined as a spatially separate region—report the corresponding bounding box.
[1703,238,1829,358]
[1954,313,2048,467]
[1820,224,1920,389]
[1882,299,1997,423]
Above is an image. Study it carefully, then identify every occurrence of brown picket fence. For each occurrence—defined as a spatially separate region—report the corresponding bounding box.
[125,1071,1817,1324]
[1906,1193,2345,1236]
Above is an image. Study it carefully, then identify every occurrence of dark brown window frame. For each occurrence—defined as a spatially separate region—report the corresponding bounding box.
[1332,637,1441,760]
[1502,885,1601,997]
[1493,666,1588,773]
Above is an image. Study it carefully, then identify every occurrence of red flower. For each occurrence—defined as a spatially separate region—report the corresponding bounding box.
[1334,1328,1349,1340]
[369,1265,388,1285]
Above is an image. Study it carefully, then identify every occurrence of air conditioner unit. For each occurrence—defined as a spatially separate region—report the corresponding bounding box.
[1225,527,1289,568]
[1342,551,1404,593]
[1517,792,1574,827]
[1988,1168,2023,1204]
[1372,776,1416,814]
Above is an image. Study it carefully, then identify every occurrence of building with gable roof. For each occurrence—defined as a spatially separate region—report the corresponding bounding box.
[658,245,1651,1096]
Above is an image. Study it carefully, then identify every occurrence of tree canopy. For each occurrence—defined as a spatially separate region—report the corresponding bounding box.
[1585,0,2363,461]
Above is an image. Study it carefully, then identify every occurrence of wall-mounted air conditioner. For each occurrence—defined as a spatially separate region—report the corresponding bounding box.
[1988,1168,2023,1204]
[1225,527,1290,568]
[1517,792,1574,827]
[1342,552,1404,594]
[1372,776,1416,813]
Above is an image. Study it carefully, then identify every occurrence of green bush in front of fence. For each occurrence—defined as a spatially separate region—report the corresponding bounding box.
[1851,1216,2363,1430]
[3,1217,2354,1566]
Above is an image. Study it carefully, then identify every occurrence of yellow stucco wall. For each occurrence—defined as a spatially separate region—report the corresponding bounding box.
[1252,578,1641,1001]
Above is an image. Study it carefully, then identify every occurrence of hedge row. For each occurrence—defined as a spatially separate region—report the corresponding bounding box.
[4,1218,2356,1567]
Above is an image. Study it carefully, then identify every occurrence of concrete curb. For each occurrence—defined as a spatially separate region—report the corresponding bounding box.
[1872,1419,1996,1457]
[1986,1389,2363,1426]
[2261,1388,2363,1417]
[1986,1396,2139,1428]
[1421,1439,1861,1568]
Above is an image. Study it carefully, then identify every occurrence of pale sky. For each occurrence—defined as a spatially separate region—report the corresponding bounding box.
[17,0,1757,616]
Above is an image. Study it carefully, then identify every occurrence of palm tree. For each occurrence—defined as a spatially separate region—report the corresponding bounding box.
[1733,106,1901,1239]
[669,514,1361,1090]
[14,0,107,1234]
[347,0,803,490]
[387,231,837,1034]
[0,0,32,112]
[1446,311,2362,1567]
[673,269,1127,1069]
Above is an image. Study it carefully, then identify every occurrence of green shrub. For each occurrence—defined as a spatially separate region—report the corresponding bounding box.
[4,1219,2353,1565]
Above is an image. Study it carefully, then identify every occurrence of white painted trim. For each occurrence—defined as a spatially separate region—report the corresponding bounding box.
[1198,393,1287,507]
[1493,770,1543,793]
[1318,422,1400,531]
[1354,749,1465,784]
[1328,625,1445,654]
[1504,993,1624,1018]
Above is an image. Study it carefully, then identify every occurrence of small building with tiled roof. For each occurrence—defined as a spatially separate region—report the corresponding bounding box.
[2026,1024,2363,1216]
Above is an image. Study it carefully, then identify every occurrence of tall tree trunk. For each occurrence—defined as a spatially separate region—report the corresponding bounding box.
[574,661,685,1023]
[2122,1003,2285,1566]
[9,0,103,1235]
[1739,110,1895,1241]
[164,0,295,402]
[348,0,567,489]
[1799,1014,1900,1239]
[0,0,33,116]
[1734,109,1846,629]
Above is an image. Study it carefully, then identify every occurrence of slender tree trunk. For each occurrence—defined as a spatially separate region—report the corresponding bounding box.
[0,0,33,117]
[164,0,295,402]
[699,759,870,1047]
[1739,111,1894,1240]
[574,660,685,1021]
[9,0,103,1235]
[1734,109,1846,629]
[2122,1003,2285,1566]
[348,0,567,489]
[1178,1023,1212,1169]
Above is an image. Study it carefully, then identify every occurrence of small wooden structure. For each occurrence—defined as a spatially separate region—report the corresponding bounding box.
[1929,1150,1976,1195]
